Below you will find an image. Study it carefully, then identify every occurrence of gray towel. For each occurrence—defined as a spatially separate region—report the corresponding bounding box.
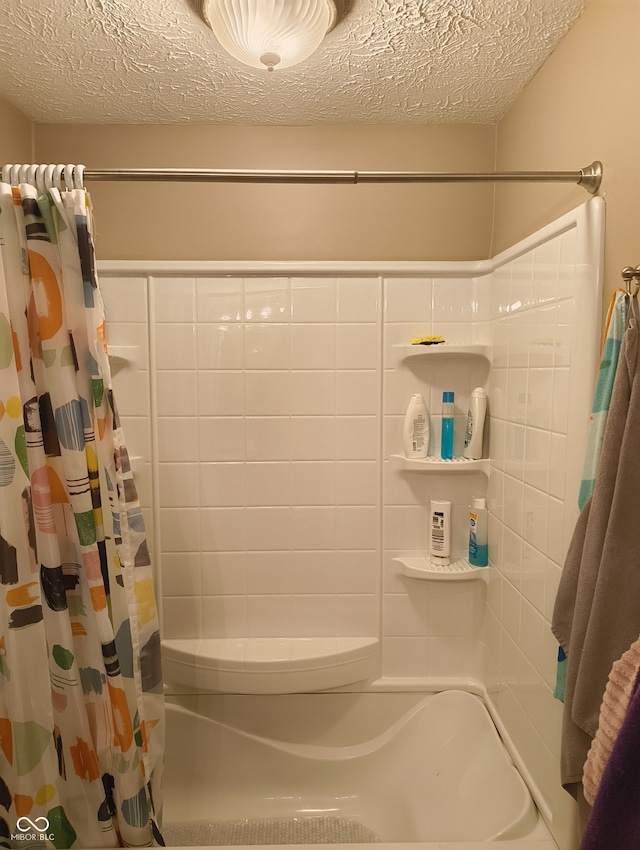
[552,316,640,788]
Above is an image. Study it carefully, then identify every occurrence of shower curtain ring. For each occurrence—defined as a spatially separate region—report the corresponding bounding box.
[53,165,65,192]
[10,165,22,186]
[74,164,85,190]
[44,165,56,192]
[19,165,31,184]
[36,166,47,196]
[64,164,75,191]
[2,165,12,184]
[27,165,39,190]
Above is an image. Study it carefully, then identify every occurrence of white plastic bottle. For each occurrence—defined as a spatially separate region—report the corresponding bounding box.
[463,387,487,460]
[429,500,451,566]
[468,497,488,567]
[403,394,430,459]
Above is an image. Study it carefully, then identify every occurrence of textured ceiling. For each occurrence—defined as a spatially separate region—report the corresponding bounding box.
[0,0,587,124]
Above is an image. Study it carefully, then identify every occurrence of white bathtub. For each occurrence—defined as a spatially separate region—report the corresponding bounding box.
[162,689,557,848]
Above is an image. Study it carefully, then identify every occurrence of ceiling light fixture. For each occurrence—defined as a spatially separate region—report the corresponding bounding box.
[199,0,345,72]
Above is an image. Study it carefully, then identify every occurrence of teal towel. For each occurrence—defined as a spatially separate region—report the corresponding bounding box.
[554,290,628,703]
[578,290,628,510]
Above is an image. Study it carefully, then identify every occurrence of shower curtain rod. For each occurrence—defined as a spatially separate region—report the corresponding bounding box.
[81,159,603,193]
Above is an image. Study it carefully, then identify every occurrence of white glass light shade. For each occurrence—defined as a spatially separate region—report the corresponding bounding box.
[203,0,335,71]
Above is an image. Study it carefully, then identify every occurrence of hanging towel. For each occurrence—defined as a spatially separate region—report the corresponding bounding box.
[578,289,628,509]
[583,634,640,805]
[552,315,640,790]
[553,289,628,703]
[580,665,640,849]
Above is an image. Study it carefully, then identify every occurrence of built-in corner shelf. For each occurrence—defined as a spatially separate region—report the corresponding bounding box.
[390,455,490,475]
[392,343,492,365]
[161,636,379,695]
[394,556,489,582]
[129,455,144,474]
[107,345,140,374]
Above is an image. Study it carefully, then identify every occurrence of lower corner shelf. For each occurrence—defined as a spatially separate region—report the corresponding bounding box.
[394,556,489,582]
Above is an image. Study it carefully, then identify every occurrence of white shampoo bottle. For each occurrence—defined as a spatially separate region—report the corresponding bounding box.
[429,500,451,566]
[403,394,430,459]
[463,387,487,460]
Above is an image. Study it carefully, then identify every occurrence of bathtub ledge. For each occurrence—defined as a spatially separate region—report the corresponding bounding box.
[162,636,379,694]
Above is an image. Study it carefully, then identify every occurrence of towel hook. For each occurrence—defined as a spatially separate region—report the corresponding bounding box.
[621,266,640,298]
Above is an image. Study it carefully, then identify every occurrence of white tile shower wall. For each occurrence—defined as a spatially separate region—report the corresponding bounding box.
[381,276,492,680]
[99,200,601,849]
[483,212,601,850]
[101,269,497,677]
[151,275,382,641]
[101,269,491,670]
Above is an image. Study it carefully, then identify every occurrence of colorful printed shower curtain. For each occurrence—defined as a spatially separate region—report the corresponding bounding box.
[0,181,164,847]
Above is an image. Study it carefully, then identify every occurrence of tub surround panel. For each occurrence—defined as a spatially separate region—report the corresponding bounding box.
[102,270,496,672]
[100,197,603,848]
[156,275,381,645]
[483,201,602,849]
[382,276,491,685]
[104,275,384,647]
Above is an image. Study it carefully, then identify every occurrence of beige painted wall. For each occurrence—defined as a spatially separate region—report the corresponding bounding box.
[493,0,637,318]
[35,124,495,261]
[0,97,32,163]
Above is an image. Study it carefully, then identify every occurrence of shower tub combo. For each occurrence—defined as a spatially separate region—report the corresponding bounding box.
[100,198,604,850]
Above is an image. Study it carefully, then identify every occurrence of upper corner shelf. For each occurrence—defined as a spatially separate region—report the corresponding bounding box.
[389,455,490,475]
[392,344,492,365]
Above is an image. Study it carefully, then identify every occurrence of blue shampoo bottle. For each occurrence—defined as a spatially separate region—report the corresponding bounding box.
[441,391,454,459]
